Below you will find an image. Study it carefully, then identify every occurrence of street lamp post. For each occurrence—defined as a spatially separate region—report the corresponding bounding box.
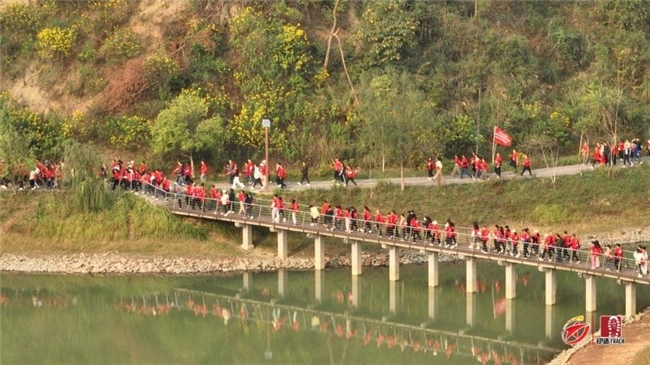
[262,119,270,192]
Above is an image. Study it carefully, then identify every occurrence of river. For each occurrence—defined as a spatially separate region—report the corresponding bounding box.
[2,261,648,365]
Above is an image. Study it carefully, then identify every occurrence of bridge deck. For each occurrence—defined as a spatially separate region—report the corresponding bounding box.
[145,192,650,285]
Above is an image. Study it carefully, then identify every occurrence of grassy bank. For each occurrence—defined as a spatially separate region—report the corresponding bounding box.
[1,165,649,258]
[288,164,650,234]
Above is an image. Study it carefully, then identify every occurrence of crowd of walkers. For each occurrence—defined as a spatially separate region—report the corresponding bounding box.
[23,159,62,190]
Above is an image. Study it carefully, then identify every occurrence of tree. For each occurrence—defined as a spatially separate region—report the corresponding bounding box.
[358,70,433,191]
[0,106,32,187]
[150,92,227,173]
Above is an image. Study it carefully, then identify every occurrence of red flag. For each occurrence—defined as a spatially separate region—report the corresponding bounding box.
[494,126,512,147]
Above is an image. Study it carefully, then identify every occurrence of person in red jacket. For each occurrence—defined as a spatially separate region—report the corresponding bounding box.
[290,199,299,225]
[426,158,434,180]
[333,158,344,184]
[362,206,372,234]
[480,225,490,253]
[237,190,246,215]
[450,156,460,179]
[510,149,519,172]
[382,210,393,239]
[494,153,503,179]
[444,219,456,248]
[520,228,531,258]
[276,163,287,189]
[375,209,388,237]
[200,160,208,183]
[345,165,358,186]
[570,234,581,263]
[460,155,471,179]
[521,155,532,176]
[614,243,623,271]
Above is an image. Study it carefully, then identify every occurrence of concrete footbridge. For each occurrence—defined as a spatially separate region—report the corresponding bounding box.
[139,183,648,320]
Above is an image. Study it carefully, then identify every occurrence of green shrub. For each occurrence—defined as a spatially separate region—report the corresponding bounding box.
[102,27,141,61]
[143,54,180,100]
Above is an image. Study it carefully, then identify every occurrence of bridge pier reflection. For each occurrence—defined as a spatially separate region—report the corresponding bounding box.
[243,272,252,293]
[389,281,399,314]
[506,298,516,334]
[545,304,555,340]
[314,270,324,304]
[428,286,438,321]
[466,292,477,327]
[351,275,361,309]
[278,269,288,298]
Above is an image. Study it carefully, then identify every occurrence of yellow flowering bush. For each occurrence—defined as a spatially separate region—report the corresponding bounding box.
[106,115,151,149]
[37,27,77,59]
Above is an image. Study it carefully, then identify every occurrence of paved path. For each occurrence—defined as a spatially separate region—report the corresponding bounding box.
[210,159,646,192]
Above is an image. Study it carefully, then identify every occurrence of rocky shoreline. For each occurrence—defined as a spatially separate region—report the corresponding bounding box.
[0,250,461,275]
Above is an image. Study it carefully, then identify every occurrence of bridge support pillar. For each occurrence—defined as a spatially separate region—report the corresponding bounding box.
[505,263,516,299]
[278,269,288,297]
[545,304,556,340]
[314,235,325,270]
[241,224,253,251]
[277,230,288,259]
[585,274,597,312]
[428,252,439,287]
[389,246,399,281]
[351,242,362,276]
[389,281,398,314]
[626,282,636,320]
[545,268,557,305]
[466,257,477,293]
[351,275,361,308]
[243,272,252,292]
[428,286,438,321]
[506,299,516,333]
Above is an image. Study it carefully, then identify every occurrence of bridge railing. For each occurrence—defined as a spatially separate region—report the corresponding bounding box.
[133,181,646,279]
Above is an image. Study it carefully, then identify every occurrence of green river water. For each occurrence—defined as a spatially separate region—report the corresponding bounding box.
[2,262,648,365]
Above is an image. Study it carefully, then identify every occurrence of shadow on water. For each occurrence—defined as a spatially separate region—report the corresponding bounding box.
[2,262,649,364]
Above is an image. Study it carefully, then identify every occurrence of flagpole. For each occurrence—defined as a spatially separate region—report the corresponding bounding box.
[491,125,497,165]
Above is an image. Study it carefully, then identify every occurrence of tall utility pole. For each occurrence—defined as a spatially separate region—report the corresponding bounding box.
[262,119,270,192]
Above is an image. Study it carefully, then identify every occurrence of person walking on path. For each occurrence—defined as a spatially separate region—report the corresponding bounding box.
[521,155,532,176]
[200,160,208,183]
[426,158,434,180]
[433,158,444,186]
[494,153,503,179]
[298,161,310,186]
[450,156,460,179]
[581,142,589,165]
[460,155,471,179]
[345,165,358,186]
[510,149,518,173]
